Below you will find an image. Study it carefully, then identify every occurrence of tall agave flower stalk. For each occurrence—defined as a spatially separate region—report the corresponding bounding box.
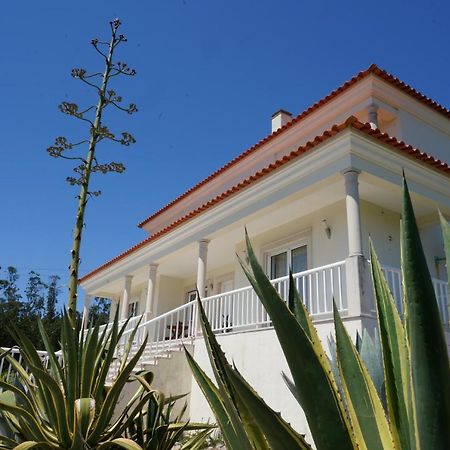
[185,177,450,450]
[47,19,137,326]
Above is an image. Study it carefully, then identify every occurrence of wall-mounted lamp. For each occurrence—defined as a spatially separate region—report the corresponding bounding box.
[322,219,332,239]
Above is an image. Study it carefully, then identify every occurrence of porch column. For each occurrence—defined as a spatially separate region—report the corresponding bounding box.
[145,263,158,320]
[197,239,210,297]
[342,168,371,316]
[343,168,363,257]
[82,293,92,328]
[120,275,133,320]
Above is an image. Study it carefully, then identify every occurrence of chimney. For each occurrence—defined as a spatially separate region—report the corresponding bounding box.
[271,109,293,133]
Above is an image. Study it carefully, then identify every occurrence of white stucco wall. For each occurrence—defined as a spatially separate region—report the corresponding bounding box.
[233,201,349,289]
[155,275,185,315]
[189,315,377,446]
[398,109,450,163]
[360,201,401,267]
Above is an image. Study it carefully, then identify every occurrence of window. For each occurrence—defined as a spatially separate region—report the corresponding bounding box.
[264,231,310,280]
[185,290,197,303]
[128,301,139,317]
[269,245,307,279]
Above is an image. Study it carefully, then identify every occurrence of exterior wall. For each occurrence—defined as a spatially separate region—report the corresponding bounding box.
[189,315,378,445]
[155,275,185,316]
[398,109,450,163]
[360,201,401,267]
[233,200,349,289]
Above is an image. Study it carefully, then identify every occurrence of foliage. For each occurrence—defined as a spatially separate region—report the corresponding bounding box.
[124,389,213,449]
[0,268,61,349]
[186,176,450,449]
[89,297,112,326]
[47,19,137,325]
[0,310,149,449]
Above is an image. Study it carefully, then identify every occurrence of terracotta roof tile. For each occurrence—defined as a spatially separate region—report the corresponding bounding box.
[137,64,450,229]
[79,117,450,283]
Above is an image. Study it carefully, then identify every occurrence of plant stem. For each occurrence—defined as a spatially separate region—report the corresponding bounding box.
[67,30,116,327]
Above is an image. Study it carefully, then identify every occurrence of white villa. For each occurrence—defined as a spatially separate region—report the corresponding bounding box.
[79,64,450,437]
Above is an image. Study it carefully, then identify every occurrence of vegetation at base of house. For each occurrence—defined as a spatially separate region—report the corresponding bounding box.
[0,310,150,449]
[185,177,450,450]
[124,389,214,449]
[47,18,137,326]
[0,309,212,449]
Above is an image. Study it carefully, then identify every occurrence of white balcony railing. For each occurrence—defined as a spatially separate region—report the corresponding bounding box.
[118,261,347,354]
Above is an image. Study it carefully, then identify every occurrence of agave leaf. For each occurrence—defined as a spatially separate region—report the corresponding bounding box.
[60,312,78,427]
[370,239,415,450]
[439,211,450,283]
[0,402,49,443]
[184,347,244,450]
[87,335,148,444]
[97,437,143,449]
[401,178,450,449]
[26,365,71,446]
[75,398,96,438]
[287,271,315,341]
[225,364,313,450]
[92,310,121,407]
[180,428,213,450]
[194,295,260,450]
[80,322,100,398]
[5,328,61,438]
[37,319,65,387]
[242,231,355,450]
[359,329,384,399]
[14,442,58,450]
[333,304,394,450]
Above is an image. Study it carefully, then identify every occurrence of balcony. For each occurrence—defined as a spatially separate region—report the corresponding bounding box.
[115,261,449,360]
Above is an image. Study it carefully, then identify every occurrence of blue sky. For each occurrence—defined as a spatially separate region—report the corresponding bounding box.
[1,0,449,302]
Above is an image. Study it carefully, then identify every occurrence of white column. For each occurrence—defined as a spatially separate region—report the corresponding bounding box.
[82,293,92,328]
[342,168,363,257]
[120,275,133,320]
[145,264,158,319]
[341,168,373,317]
[197,239,210,297]
[368,103,379,129]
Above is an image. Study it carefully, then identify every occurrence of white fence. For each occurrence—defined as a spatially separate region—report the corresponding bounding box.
[0,347,52,393]
[118,261,347,354]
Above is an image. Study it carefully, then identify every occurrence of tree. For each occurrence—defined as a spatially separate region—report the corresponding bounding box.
[24,270,47,318]
[0,267,22,347]
[45,274,60,322]
[47,19,137,326]
[0,266,21,303]
[42,274,61,349]
[88,296,111,325]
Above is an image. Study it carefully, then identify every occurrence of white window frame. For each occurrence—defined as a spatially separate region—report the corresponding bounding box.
[262,230,312,278]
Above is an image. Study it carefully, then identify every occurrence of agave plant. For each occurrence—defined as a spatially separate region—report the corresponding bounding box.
[124,388,213,450]
[0,311,150,449]
[185,177,450,450]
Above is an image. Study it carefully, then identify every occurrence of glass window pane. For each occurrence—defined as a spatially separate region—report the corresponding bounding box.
[291,246,307,273]
[271,252,287,279]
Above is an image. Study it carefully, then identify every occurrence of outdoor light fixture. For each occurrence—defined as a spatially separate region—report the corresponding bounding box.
[322,219,331,239]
